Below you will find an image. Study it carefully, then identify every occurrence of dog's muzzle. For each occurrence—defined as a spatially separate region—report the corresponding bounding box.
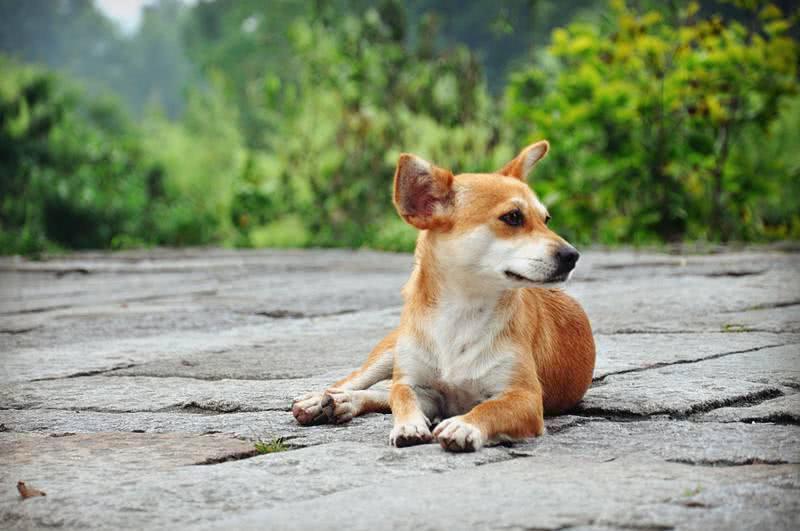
[551,244,579,279]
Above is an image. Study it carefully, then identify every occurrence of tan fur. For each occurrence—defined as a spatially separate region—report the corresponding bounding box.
[292,141,596,451]
[333,329,398,389]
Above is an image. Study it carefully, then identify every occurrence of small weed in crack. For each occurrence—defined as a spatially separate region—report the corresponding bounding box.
[194,438,294,465]
[255,437,290,454]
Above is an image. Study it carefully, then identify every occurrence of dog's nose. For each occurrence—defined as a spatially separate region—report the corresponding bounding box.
[556,245,579,271]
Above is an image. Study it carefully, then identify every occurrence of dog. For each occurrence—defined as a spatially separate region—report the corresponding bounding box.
[292,141,595,452]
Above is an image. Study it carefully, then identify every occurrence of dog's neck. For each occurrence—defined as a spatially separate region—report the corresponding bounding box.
[403,232,521,319]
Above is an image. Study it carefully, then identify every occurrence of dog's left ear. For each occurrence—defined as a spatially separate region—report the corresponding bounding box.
[497,140,549,181]
[393,153,455,230]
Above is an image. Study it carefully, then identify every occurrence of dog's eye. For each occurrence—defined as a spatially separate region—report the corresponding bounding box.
[545,214,551,225]
[499,209,524,227]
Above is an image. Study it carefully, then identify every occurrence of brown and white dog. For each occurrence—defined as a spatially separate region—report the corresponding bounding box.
[292,141,595,452]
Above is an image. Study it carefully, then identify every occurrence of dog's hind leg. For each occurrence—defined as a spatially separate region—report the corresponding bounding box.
[292,330,396,425]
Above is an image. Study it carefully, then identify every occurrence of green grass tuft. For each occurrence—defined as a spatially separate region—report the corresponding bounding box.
[254,437,289,454]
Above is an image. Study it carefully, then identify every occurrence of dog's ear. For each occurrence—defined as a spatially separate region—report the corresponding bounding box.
[497,140,549,181]
[393,153,455,230]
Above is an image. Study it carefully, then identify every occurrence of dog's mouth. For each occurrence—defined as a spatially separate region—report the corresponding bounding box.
[504,270,538,283]
[504,270,568,284]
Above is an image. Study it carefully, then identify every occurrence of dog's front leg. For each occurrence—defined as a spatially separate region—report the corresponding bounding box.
[389,382,440,447]
[434,387,545,452]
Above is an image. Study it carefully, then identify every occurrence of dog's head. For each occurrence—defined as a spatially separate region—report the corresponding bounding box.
[393,141,579,288]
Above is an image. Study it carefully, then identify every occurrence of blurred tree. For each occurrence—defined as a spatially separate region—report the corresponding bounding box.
[0,0,121,76]
[0,58,161,253]
[2,0,798,254]
[231,0,512,248]
[141,78,245,246]
[182,0,309,145]
[122,0,195,117]
[407,0,603,92]
[506,0,799,243]
[0,0,194,118]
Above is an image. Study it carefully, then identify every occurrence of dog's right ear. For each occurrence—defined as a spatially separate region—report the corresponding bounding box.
[393,153,455,230]
[497,140,549,181]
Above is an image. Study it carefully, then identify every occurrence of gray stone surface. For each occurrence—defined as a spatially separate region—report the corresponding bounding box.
[210,458,800,531]
[697,393,800,424]
[1,246,799,530]
[579,343,799,417]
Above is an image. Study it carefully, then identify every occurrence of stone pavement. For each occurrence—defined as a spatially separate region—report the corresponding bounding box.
[1,246,798,530]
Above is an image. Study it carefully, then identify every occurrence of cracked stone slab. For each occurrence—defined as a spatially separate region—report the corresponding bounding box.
[8,406,795,475]
[688,343,800,388]
[3,434,799,530]
[571,252,800,334]
[209,456,800,531]
[0,441,513,530]
[524,419,800,465]
[579,344,800,417]
[0,408,396,446]
[0,409,590,449]
[2,247,800,530]
[718,304,800,334]
[107,308,400,382]
[0,247,415,276]
[4,249,798,385]
[0,251,410,316]
[0,305,272,352]
[0,307,399,384]
[0,374,337,413]
[575,248,798,280]
[0,270,222,315]
[0,432,256,474]
[593,332,798,379]
[7,331,791,419]
[696,393,800,424]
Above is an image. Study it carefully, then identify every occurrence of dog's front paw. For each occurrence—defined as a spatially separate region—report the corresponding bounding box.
[320,388,358,424]
[433,416,484,452]
[291,392,329,425]
[390,421,432,448]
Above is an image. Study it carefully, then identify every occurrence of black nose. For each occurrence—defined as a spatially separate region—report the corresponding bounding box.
[555,245,579,273]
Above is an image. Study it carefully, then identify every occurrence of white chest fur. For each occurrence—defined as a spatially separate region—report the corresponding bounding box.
[397,293,517,417]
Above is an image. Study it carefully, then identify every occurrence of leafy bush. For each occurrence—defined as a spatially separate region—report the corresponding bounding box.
[0,58,246,254]
[506,0,799,243]
[141,83,245,246]
[0,58,159,254]
[230,4,513,250]
[2,1,798,255]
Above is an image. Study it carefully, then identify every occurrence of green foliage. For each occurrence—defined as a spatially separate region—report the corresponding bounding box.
[228,3,511,250]
[141,83,245,245]
[254,437,289,454]
[0,0,194,118]
[405,0,604,92]
[1,0,798,255]
[506,0,799,243]
[0,58,242,253]
[0,58,158,254]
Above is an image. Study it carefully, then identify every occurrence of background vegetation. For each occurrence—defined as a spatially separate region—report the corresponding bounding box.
[1,0,798,255]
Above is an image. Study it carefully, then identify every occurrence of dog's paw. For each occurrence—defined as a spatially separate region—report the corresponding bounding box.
[433,416,484,452]
[320,388,358,424]
[291,392,330,426]
[389,420,433,448]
